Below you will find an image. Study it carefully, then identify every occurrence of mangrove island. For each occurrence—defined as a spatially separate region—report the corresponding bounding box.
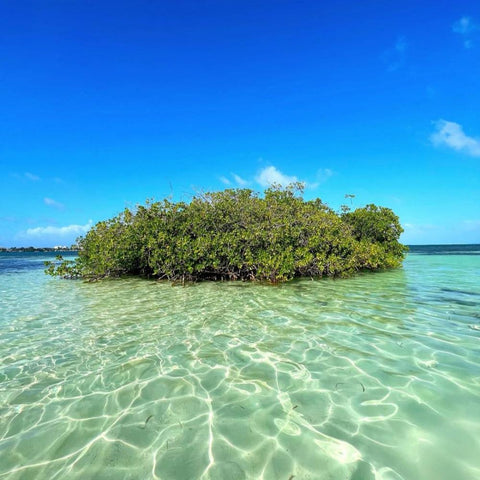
[45,184,407,283]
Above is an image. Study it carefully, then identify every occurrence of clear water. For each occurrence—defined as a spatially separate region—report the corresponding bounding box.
[0,249,479,480]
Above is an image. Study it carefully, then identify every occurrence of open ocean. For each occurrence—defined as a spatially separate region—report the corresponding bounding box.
[0,246,479,479]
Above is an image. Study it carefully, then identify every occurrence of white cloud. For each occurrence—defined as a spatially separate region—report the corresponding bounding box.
[219,173,249,187]
[25,172,41,181]
[453,16,478,48]
[44,197,65,209]
[453,16,476,34]
[255,166,299,187]
[221,165,332,190]
[219,176,231,185]
[430,120,480,157]
[232,173,249,186]
[309,168,334,188]
[24,221,93,238]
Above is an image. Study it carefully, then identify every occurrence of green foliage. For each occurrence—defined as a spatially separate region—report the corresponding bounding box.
[342,204,409,267]
[44,255,82,279]
[45,186,407,283]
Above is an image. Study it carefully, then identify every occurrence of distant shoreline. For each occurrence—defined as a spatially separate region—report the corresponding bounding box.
[0,247,78,253]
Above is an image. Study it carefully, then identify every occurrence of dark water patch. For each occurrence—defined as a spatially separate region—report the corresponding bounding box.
[441,288,480,297]
[0,258,46,274]
[408,244,480,255]
[437,297,480,307]
[0,252,77,275]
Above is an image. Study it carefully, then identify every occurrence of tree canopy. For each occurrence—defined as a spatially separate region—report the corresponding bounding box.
[45,184,408,283]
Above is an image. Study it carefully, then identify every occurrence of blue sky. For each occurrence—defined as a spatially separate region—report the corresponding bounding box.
[1,0,479,246]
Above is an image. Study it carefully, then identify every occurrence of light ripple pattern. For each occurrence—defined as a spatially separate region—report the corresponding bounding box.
[0,250,479,479]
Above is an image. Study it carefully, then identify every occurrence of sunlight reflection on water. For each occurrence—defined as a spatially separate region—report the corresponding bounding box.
[0,252,479,479]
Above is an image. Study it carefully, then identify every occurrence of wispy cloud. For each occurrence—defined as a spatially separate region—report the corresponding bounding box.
[12,172,41,181]
[220,165,333,190]
[25,172,41,181]
[453,16,476,34]
[255,166,299,187]
[0,216,18,223]
[430,120,480,157]
[24,221,93,238]
[309,168,334,188]
[403,220,480,244]
[453,16,478,48]
[401,222,439,243]
[463,219,480,231]
[382,36,408,71]
[44,197,65,210]
[403,223,437,231]
[232,173,249,186]
[219,176,231,185]
[219,173,250,187]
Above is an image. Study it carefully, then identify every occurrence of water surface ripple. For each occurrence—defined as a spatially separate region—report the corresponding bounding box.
[0,251,479,479]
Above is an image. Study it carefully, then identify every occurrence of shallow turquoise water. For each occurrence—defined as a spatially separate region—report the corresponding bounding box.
[0,251,479,479]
